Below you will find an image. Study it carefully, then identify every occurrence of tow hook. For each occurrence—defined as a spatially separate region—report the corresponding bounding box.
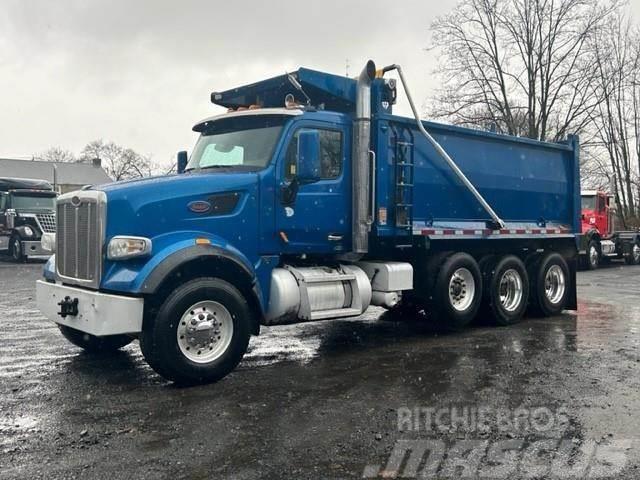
[57,296,79,318]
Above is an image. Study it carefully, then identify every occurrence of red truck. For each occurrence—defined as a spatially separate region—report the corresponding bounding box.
[580,190,640,269]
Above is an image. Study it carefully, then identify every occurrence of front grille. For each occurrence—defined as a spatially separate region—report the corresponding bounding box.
[36,213,56,233]
[56,193,104,287]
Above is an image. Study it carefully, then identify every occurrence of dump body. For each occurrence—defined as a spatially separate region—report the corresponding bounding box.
[372,116,580,238]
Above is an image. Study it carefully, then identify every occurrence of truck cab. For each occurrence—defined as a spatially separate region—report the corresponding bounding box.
[0,178,57,261]
[37,61,580,385]
[579,190,640,269]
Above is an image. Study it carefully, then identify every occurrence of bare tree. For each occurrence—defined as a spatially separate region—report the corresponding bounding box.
[588,12,640,224]
[79,140,153,181]
[429,0,618,142]
[34,147,76,163]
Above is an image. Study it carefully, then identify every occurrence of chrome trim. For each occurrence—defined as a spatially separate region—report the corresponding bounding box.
[19,212,56,235]
[35,212,56,233]
[55,190,106,289]
[352,60,376,254]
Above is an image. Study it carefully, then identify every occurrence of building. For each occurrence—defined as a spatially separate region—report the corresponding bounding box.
[0,158,112,194]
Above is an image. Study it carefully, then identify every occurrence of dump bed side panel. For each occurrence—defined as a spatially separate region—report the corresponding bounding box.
[374,115,580,235]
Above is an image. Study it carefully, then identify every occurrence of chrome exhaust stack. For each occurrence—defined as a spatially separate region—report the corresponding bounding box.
[352,60,376,254]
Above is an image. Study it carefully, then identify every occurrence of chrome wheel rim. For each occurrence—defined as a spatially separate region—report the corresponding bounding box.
[177,301,234,364]
[633,244,640,263]
[589,245,598,267]
[544,265,565,305]
[448,268,475,312]
[499,268,523,312]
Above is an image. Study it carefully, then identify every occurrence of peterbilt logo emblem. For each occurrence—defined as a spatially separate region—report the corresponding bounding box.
[188,200,211,214]
[71,196,81,207]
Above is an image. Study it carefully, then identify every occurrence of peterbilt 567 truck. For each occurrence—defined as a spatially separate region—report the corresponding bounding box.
[36,61,580,384]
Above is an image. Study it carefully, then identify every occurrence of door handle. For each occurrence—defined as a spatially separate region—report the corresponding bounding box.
[328,234,343,241]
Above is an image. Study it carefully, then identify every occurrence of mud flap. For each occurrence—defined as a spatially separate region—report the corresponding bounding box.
[567,257,578,310]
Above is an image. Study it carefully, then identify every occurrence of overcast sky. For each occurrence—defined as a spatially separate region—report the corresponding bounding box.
[2,0,640,168]
[0,0,463,166]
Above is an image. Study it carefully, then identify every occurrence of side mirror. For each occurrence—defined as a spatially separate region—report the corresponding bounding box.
[296,130,321,183]
[177,151,188,174]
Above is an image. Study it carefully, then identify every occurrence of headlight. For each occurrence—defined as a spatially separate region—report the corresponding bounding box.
[24,226,34,237]
[41,232,56,252]
[107,236,152,260]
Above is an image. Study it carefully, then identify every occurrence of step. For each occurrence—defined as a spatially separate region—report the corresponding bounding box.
[302,273,356,284]
[310,307,363,321]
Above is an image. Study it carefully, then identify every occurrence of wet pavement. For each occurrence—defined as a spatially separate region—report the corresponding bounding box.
[1,258,640,479]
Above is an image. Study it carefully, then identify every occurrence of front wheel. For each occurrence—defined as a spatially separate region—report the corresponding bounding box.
[58,325,133,352]
[140,277,251,385]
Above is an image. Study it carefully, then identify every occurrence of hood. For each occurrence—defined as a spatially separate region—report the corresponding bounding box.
[99,171,260,240]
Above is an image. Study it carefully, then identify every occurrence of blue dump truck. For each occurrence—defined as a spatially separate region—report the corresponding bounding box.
[36,61,580,384]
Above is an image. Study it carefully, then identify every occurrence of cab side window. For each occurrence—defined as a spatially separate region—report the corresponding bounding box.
[0,193,5,212]
[285,129,343,180]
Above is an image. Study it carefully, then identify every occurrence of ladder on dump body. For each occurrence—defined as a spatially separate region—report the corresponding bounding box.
[393,127,415,247]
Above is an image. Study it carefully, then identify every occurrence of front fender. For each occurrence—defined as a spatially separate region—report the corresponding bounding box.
[102,230,255,292]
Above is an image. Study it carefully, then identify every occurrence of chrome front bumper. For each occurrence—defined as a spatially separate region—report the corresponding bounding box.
[36,280,144,336]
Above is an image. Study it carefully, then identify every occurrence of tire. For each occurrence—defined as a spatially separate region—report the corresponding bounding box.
[10,235,23,262]
[624,240,640,266]
[58,325,133,352]
[140,277,251,385]
[529,253,570,317]
[483,255,529,326]
[427,252,482,330]
[585,240,599,270]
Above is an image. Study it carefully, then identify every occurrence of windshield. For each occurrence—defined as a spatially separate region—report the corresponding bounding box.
[11,194,56,211]
[186,115,288,172]
[581,196,596,210]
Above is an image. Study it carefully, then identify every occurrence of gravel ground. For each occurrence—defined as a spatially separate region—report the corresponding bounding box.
[1,258,639,479]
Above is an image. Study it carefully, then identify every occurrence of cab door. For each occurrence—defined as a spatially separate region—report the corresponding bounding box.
[275,122,351,254]
[595,193,609,235]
